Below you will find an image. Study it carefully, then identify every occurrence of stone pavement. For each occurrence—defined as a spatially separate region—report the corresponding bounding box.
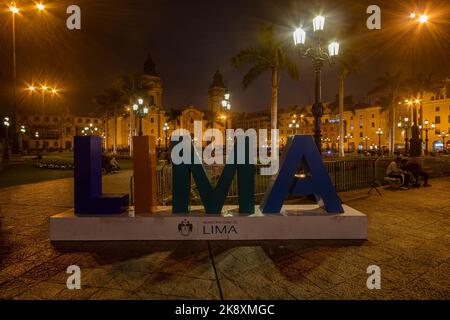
[0,171,449,300]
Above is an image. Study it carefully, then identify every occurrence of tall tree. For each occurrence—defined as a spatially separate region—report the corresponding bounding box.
[369,71,404,155]
[231,25,299,131]
[167,108,182,131]
[338,47,360,157]
[94,88,127,153]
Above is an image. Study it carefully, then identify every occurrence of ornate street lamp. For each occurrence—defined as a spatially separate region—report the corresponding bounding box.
[3,117,10,160]
[293,15,340,152]
[376,128,383,150]
[362,136,370,151]
[398,117,411,155]
[345,133,353,152]
[133,98,149,136]
[163,122,170,149]
[289,116,300,135]
[439,131,449,151]
[221,92,231,130]
[407,12,429,156]
[82,123,99,136]
[421,120,435,155]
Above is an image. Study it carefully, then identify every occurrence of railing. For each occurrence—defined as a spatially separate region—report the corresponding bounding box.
[150,155,450,205]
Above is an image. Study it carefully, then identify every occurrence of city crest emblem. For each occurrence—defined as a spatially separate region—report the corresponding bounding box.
[178,219,193,236]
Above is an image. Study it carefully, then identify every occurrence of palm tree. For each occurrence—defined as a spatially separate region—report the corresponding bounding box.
[369,71,404,155]
[337,48,359,157]
[167,108,182,131]
[231,25,299,131]
[95,87,127,154]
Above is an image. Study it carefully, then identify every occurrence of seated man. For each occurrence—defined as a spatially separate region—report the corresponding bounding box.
[403,157,431,187]
[386,157,409,189]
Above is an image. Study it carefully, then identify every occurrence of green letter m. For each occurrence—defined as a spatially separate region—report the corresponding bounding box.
[172,135,254,214]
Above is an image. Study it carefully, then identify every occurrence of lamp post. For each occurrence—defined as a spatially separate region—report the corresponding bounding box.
[346,133,353,153]
[289,117,300,135]
[293,16,340,153]
[405,98,422,156]
[3,117,10,160]
[163,122,170,149]
[34,131,39,151]
[408,13,428,156]
[398,117,411,155]
[422,120,434,155]
[9,3,19,153]
[362,136,370,151]
[81,123,99,136]
[133,98,149,136]
[376,128,383,151]
[221,92,231,131]
[439,131,449,152]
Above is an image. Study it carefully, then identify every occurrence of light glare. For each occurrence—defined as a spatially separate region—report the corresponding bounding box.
[313,16,325,32]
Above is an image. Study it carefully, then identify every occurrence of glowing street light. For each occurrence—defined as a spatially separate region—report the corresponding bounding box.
[293,13,340,152]
[9,5,19,14]
[419,14,428,24]
[133,98,149,136]
[3,116,11,160]
[312,15,325,32]
[293,27,306,46]
[422,120,435,155]
[439,131,449,151]
[376,128,383,150]
[36,3,45,11]
[163,122,170,149]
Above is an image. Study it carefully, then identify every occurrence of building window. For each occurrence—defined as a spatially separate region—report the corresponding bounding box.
[435,116,441,124]
[66,118,71,122]
[360,132,363,138]
[151,118,154,123]
[54,142,59,147]
[45,117,50,122]
[86,119,90,123]
[34,116,40,121]
[371,123,375,128]
[151,129,154,134]
[53,117,58,122]
[436,106,440,112]
[350,116,353,120]
[78,119,82,123]
[372,114,375,118]
[94,120,98,124]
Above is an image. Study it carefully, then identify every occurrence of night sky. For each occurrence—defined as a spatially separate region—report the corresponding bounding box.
[1,0,450,116]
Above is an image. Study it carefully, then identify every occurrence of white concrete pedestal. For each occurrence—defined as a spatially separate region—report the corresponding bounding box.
[50,205,367,241]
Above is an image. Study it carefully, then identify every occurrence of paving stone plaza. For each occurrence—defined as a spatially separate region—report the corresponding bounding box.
[0,170,448,300]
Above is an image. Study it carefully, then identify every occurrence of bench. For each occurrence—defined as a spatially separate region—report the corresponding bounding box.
[384,177,402,189]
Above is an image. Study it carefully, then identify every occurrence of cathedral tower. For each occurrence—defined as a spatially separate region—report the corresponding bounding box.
[208,70,227,114]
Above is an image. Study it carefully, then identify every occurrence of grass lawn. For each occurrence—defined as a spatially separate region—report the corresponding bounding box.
[0,152,133,189]
[0,163,74,189]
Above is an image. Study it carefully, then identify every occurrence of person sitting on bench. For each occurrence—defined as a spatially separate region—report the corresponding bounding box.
[403,157,431,187]
[386,157,410,189]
